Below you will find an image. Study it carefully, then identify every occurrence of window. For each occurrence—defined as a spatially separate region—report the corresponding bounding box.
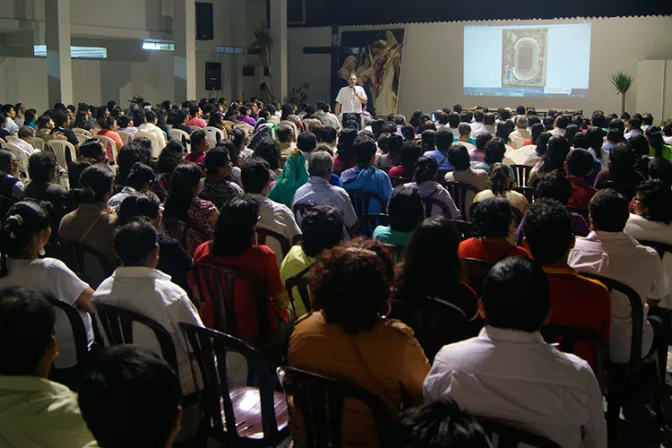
[142,40,174,51]
[216,46,244,55]
[33,45,107,59]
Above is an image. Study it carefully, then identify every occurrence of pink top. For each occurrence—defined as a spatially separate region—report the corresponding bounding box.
[186,117,207,129]
[185,152,206,167]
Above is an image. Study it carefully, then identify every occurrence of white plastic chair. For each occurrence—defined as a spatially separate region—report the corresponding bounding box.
[0,138,6,148]
[169,128,191,152]
[233,123,254,137]
[134,131,163,159]
[7,143,31,182]
[72,128,92,138]
[204,127,226,149]
[75,133,89,145]
[31,137,45,151]
[117,131,134,146]
[5,135,17,142]
[96,135,118,166]
[46,140,76,173]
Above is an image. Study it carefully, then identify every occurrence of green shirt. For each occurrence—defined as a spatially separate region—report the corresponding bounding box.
[649,144,672,161]
[372,226,413,247]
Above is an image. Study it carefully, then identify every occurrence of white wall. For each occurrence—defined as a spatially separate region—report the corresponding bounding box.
[289,16,672,118]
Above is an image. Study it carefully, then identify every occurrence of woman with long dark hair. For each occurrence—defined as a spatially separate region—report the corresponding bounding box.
[473,163,528,215]
[407,156,460,218]
[530,135,570,183]
[594,143,645,197]
[647,125,672,161]
[333,128,358,175]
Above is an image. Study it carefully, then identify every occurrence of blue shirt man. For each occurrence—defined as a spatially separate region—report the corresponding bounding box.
[423,128,455,171]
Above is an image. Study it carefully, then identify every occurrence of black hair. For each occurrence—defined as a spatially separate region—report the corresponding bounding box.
[99,115,116,130]
[212,196,259,257]
[529,123,544,146]
[126,162,156,191]
[572,132,589,150]
[301,205,344,258]
[495,122,510,143]
[76,165,114,204]
[231,128,247,148]
[646,126,665,159]
[542,116,555,131]
[608,143,636,180]
[533,170,572,205]
[117,115,132,129]
[636,180,672,225]
[204,146,231,176]
[157,141,185,175]
[253,139,282,170]
[113,219,158,266]
[555,115,569,130]
[190,130,207,152]
[434,128,453,151]
[447,112,461,128]
[643,113,654,126]
[471,197,512,239]
[539,136,570,174]
[413,156,438,184]
[489,163,511,195]
[400,141,422,174]
[649,158,672,186]
[297,132,318,153]
[277,124,293,143]
[0,104,14,115]
[523,199,573,264]
[609,119,625,133]
[80,139,105,161]
[484,137,506,165]
[0,287,55,375]
[117,195,161,226]
[78,345,182,448]
[447,144,470,171]
[28,151,57,183]
[475,133,492,151]
[388,186,424,233]
[401,124,415,142]
[24,109,36,125]
[241,157,271,194]
[116,143,151,186]
[163,163,202,221]
[421,130,436,152]
[189,104,200,117]
[1,201,52,273]
[354,135,377,167]
[629,116,642,130]
[565,148,594,177]
[482,257,550,332]
[587,127,604,160]
[322,126,337,143]
[483,113,496,126]
[52,109,69,127]
[589,188,629,232]
[607,128,624,144]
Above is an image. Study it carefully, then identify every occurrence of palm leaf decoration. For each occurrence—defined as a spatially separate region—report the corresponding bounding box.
[610,72,634,113]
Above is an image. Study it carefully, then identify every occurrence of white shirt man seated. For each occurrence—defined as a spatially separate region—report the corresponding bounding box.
[569,189,671,363]
[292,151,358,228]
[508,116,531,149]
[424,257,607,448]
[135,109,167,158]
[92,219,204,394]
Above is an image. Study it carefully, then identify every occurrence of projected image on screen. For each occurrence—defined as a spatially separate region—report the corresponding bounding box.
[464,23,591,98]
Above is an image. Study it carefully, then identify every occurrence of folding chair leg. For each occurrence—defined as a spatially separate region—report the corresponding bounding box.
[607,365,628,445]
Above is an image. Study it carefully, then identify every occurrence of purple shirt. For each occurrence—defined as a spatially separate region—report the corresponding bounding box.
[515,212,590,245]
[238,115,257,127]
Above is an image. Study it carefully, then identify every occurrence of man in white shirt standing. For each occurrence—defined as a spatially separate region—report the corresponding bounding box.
[425,257,607,448]
[335,73,368,127]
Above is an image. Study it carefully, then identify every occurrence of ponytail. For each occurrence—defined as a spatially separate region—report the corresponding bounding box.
[0,201,51,277]
[76,165,114,204]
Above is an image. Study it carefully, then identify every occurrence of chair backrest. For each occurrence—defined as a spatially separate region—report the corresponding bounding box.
[180,323,285,444]
[445,182,480,221]
[638,240,672,260]
[347,189,387,217]
[511,164,532,188]
[46,295,89,369]
[95,303,178,374]
[31,136,45,151]
[478,417,561,448]
[354,213,390,237]
[513,186,535,204]
[256,227,292,260]
[7,143,30,181]
[285,269,312,314]
[204,126,226,148]
[57,240,116,288]
[117,130,135,145]
[422,197,454,219]
[73,128,93,138]
[383,243,405,264]
[460,258,495,296]
[96,135,118,165]
[279,366,393,448]
[389,176,407,187]
[4,135,16,142]
[46,140,76,171]
[163,218,189,249]
[580,273,643,366]
[233,123,254,136]
[191,263,272,346]
[134,131,163,158]
[448,219,473,240]
[169,128,191,152]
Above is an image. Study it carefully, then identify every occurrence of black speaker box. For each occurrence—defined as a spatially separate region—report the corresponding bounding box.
[196,2,214,40]
[205,62,221,90]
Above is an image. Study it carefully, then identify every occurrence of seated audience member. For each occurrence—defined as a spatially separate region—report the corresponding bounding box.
[444,144,489,192]
[565,148,598,210]
[68,139,106,190]
[25,152,68,231]
[267,142,309,208]
[474,137,516,182]
[664,122,672,146]
[341,135,394,213]
[23,109,37,129]
[51,109,80,151]
[321,125,338,155]
[587,126,609,171]
[625,115,643,140]
[550,114,569,137]
[524,131,552,167]
[423,128,454,171]
[163,163,218,255]
[172,109,195,135]
[92,219,203,393]
[333,128,358,175]
[191,197,290,342]
[458,198,529,262]
[389,140,422,180]
[199,145,243,209]
[107,162,157,211]
[280,205,344,317]
[0,149,25,200]
[35,114,55,141]
[649,157,672,186]
[508,116,531,149]
[78,346,182,448]
[455,123,476,150]
[12,128,38,172]
[59,165,118,269]
[288,238,430,448]
[390,401,491,448]
[136,110,167,158]
[278,123,297,158]
[0,202,96,369]
[569,189,671,364]
[523,199,611,366]
[593,143,645,197]
[184,129,207,168]
[252,138,283,180]
[507,122,543,165]
[114,141,153,188]
[378,133,403,171]
[97,116,123,157]
[230,128,254,162]
[530,135,570,183]
[242,158,301,267]
[647,125,672,161]
[374,186,424,247]
[0,287,94,447]
[629,134,652,180]
[473,163,528,215]
[186,105,207,129]
[424,257,606,447]
[117,115,137,135]
[394,217,479,357]
[406,156,461,219]
[291,151,357,229]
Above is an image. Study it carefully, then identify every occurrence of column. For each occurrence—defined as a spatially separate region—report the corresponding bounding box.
[173,0,197,102]
[45,0,73,107]
[270,0,288,102]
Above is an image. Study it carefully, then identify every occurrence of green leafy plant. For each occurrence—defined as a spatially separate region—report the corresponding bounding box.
[251,22,275,100]
[610,72,634,114]
[285,84,309,105]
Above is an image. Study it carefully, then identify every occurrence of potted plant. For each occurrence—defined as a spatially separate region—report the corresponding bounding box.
[251,22,275,101]
[609,72,634,114]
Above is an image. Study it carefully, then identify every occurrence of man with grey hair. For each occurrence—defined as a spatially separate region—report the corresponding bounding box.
[509,116,531,149]
[291,150,358,228]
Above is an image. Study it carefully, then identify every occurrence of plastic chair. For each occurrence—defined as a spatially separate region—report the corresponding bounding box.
[278,366,392,448]
[448,219,473,240]
[347,189,387,217]
[57,240,116,289]
[638,240,672,260]
[513,186,535,204]
[117,130,135,145]
[256,227,292,261]
[72,128,93,138]
[169,128,191,152]
[285,272,312,315]
[31,136,45,151]
[180,323,289,446]
[460,258,495,296]
[422,197,455,219]
[205,126,226,148]
[354,213,390,237]
[477,417,561,448]
[511,164,532,187]
[95,303,179,374]
[389,176,408,187]
[46,140,76,172]
[444,182,480,221]
[7,142,30,182]
[96,135,118,165]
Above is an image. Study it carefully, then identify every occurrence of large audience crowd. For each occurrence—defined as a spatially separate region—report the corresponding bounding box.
[0,97,671,447]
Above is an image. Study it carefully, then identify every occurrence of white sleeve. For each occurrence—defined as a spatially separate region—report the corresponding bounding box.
[358,86,368,102]
[335,88,344,104]
[167,290,204,328]
[649,252,671,300]
[45,259,90,305]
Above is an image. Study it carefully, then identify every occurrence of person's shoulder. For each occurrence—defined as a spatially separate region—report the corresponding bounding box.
[39,257,72,274]
[380,318,418,340]
[192,240,212,262]
[251,244,277,259]
[575,274,611,297]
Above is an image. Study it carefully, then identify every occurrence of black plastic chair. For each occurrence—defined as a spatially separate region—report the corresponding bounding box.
[57,240,116,288]
[579,273,664,433]
[347,189,387,217]
[444,182,480,221]
[422,197,455,219]
[278,366,392,448]
[163,218,190,250]
[256,227,292,260]
[354,213,390,237]
[448,219,473,240]
[478,417,561,448]
[460,258,495,296]
[191,263,272,350]
[180,323,289,447]
[94,303,179,374]
[638,240,672,260]
[285,265,313,314]
[383,243,405,264]
[46,296,90,390]
[389,176,408,187]
[511,164,532,187]
[513,186,535,204]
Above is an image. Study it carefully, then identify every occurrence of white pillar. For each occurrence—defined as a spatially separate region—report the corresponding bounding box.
[173,0,197,102]
[270,0,287,102]
[45,0,73,107]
